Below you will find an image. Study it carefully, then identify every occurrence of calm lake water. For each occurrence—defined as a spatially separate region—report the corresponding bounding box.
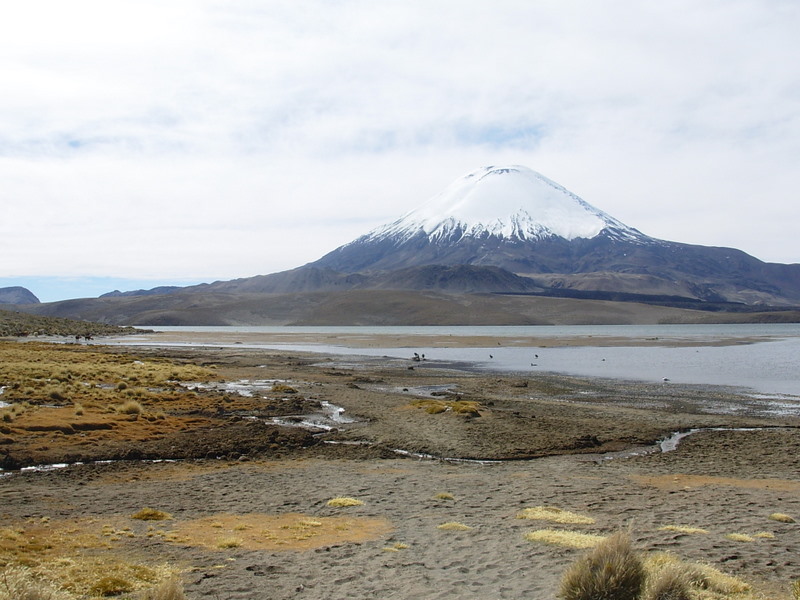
[125,324,800,399]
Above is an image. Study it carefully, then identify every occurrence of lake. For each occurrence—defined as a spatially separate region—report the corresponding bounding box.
[117,323,800,399]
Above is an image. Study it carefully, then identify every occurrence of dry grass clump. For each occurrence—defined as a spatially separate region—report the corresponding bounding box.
[383,542,410,552]
[131,508,172,521]
[216,537,243,549]
[725,533,754,542]
[525,529,606,549]
[271,383,298,394]
[433,492,455,501]
[517,506,595,525]
[559,531,646,600]
[115,400,144,415]
[792,579,800,600]
[410,399,482,416]
[0,565,71,600]
[436,522,472,531]
[644,563,693,600]
[643,552,752,597]
[139,576,186,600]
[559,535,759,600]
[657,525,709,535]
[89,576,133,597]
[769,512,795,523]
[326,497,364,507]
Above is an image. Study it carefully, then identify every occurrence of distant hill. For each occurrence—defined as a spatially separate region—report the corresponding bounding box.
[0,308,147,337]
[15,288,800,327]
[100,286,182,298]
[0,286,39,305]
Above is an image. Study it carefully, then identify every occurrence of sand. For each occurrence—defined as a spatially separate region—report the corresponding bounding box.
[1,334,799,599]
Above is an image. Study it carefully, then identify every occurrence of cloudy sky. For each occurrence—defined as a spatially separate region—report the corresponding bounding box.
[2,1,799,302]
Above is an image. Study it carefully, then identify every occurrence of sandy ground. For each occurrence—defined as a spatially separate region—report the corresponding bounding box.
[1,334,799,599]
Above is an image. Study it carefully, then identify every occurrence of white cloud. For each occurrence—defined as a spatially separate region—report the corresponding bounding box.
[1,0,799,300]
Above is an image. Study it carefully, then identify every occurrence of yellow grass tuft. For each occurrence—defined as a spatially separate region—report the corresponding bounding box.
[645,563,693,600]
[769,512,796,523]
[140,576,187,600]
[524,529,605,549]
[296,519,323,528]
[792,579,800,600]
[657,525,709,535]
[383,542,410,552]
[643,552,752,596]
[726,533,755,542]
[131,508,172,521]
[517,506,595,525]
[115,399,144,415]
[326,497,364,507]
[753,531,775,539]
[433,492,455,501]
[0,565,71,600]
[216,537,243,549]
[436,522,472,531]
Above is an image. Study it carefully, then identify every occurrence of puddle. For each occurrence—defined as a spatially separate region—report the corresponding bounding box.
[585,427,769,462]
[188,379,293,397]
[1,459,178,478]
[367,383,458,398]
[265,401,355,432]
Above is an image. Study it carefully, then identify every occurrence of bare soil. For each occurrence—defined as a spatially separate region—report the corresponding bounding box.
[1,338,799,599]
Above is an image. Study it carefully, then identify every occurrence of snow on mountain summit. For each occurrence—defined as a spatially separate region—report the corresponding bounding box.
[368,165,645,243]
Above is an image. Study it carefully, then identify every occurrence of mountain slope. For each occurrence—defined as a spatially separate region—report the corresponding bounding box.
[310,165,800,305]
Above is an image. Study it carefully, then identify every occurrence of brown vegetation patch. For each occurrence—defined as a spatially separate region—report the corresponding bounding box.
[0,517,177,598]
[630,473,800,493]
[409,399,482,416]
[0,341,321,469]
[169,512,392,551]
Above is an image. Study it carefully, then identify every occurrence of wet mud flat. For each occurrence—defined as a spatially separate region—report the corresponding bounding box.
[1,340,799,598]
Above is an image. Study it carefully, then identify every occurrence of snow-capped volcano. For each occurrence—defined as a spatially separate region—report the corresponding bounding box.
[313,164,656,275]
[369,165,646,244]
[297,164,800,306]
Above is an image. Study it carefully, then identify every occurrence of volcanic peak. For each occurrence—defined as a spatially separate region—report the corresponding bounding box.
[365,165,648,245]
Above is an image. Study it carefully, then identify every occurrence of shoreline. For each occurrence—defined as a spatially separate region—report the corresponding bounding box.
[109,328,782,349]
